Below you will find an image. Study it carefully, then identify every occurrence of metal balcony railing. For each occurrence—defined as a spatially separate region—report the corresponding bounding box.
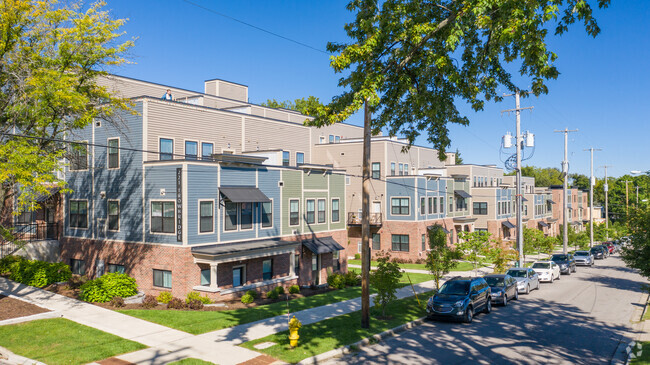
[347,212,382,226]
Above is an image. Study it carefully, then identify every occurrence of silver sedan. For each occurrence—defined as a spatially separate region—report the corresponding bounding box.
[505,268,540,294]
[574,250,594,266]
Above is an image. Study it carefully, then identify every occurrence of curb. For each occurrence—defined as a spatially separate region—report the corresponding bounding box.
[297,316,427,365]
[0,346,47,365]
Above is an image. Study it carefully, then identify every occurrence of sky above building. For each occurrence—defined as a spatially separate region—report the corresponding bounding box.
[105,0,649,178]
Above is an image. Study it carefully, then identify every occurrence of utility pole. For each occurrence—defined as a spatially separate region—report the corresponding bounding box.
[360,100,371,329]
[584,147,601,247]
[636,185,640,205]
[554,128,578,254]
[502,91,533,267]
[600,165,612,241]
[624,180,632,217]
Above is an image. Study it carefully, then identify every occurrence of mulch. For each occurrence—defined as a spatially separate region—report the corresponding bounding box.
[0,294,50,321]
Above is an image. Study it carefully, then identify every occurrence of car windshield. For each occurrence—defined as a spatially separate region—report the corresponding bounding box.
[590,248,601,253]
[551,255,568,261]
[506,270,526,278]
[485,277,505,287]
[439,281,470,295]
[574,251,589,256]
[532,263,550,269]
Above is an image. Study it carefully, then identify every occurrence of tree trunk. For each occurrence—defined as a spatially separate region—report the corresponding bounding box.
[361,100,371,329]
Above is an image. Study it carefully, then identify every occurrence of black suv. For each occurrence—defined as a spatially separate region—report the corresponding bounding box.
[550,254,577,275]
[426,277,492,323]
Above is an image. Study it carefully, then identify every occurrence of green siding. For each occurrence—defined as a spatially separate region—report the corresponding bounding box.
[304,171,328,190]
[282,170,302,235]
[329,173,346,230]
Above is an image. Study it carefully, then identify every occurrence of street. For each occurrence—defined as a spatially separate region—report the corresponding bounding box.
[326,255,646,365]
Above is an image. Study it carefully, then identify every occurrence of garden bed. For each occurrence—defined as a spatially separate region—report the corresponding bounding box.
[0,294,49,321]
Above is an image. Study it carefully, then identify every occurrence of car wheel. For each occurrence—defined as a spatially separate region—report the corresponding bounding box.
[526,285,530,294]
[464,307,473,323]
[514,289,519,300]
[502,295,508,306]
[556,272,560,280]
[484,299,492,313]
[536,280,540,290]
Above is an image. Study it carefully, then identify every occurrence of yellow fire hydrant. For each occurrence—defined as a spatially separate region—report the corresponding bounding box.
[288,316,301,348]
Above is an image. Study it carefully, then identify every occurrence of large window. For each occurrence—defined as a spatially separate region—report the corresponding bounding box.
[70,143,88,170]
[201,142,213,161]
[296,152,305,166]
[317,199,326,223]
[329,135,334,143]
[473,202,488,215]
[306,199,315,224]
[262,259,273,280]
[289,200,300,226]
[70,259,85,275]
[456,197,467,211]
[404,164,409,175]
[240,202,253,230]
[391,163,396,176]
[69,200,88,228]
[331,199,340,223]
[153,269,172,288]
[233,266,245,287]
[439,197,444,214]
[420,197,426,215]
[391,235,409,252]
[108,200,120,231]
[159,138,173,160]
[372,233,380,250]
[185,141,198,160]
[391,198,409,215]
[428,197,433,214]
[399,163,404,176]
[225,202,238,231]
[261,201,272,228]
[200,201,214,233]
[151,201,174,233]
[107,138,119,169]
[282,151,290,166]
[108,263,125,274]
[372,162,380,179]
[200,268,210,286]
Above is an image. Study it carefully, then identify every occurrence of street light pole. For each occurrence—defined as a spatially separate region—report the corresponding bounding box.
[584,147,601,247]
[600,165,612,241]
[555,128,578,254]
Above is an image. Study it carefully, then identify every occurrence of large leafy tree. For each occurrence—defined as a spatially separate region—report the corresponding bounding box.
[0,1,133,220]
[506,166,563,187]
[621,206,650,278]
[425,225,461,290]
[457,230,491,276]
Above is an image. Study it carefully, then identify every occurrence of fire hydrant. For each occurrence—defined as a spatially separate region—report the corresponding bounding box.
[288,316,301,348]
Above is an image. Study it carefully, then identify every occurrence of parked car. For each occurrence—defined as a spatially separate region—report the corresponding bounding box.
[573,250,594,266]
[484,274,519,306]
[550,254,577,275]
[426,276,492,323]
[531,261,561,282]
[604,242,615,254]
[590,246,606,260]
[593,245,609,258]
[506,267,540,294]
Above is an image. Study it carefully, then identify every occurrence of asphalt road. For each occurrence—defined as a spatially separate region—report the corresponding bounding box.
[326,255,647,365]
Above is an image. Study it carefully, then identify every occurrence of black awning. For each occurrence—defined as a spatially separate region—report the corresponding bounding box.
[502,221,516,229]
[302,236,344,254]
[538,221,549,227]
[547,199,556,205]
[454,190,472,199]
[35,187,61,203]
[427,225,450,234]
[220,187,270,203]
[192,239,296,257]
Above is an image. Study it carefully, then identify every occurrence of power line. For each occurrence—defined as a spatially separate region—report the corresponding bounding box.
[181,0,330,55]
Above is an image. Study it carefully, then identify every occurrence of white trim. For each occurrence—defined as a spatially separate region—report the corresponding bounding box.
[68,139,90,172]
[68,199,89,230]
[200,141,214,160]
[260,198,274,230]
[390,196,411,216]
[331,197,341,223]
[197,199,215,235]
[182,164,188,244]
[288,198,300,227]
[107,199,120,232]
[215,275,298,295]
[149,199,176,236]
[221,148,235,154]
[142,100,148,243]
[317,198,327,224]
[183,139,199,160]
[305,198,316,225]
[217,164,221,242]
[295,150,305,166]
[158,136,176,161]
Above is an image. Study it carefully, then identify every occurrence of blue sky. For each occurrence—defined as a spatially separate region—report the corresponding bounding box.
[105,0,649,178]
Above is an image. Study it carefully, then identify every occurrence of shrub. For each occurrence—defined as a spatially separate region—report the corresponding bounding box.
[266,289,279,300]
[167,297,185,309]
[241,293,254,304]
[354,253,361,260]
[156,291,173,304]
[275,286,285,295]
[245,290,259,299]
[344,271,360,286]
[289,285,300,294]
[110,296,125,308]
[69,275,89,289]
[327,273,345,289]
[0,255,23,275]
[369,253,402,317]
[186,291,211,304]
[5,258,72,288]
[141,294,158,309]
[79,273,138,303]
[187,298,204,310]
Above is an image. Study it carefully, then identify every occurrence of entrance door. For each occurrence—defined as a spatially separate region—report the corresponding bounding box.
[45,207,55,239]
[312,254,320,285]
[233,267,244,287]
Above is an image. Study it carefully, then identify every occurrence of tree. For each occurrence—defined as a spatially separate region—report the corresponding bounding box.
[487,241,518,274]
[425,225,461,290]
[261,96,321,116]
[1,1,133,221]
[506,166,563,187]
[454,148,463,165]
[621,206,650,278]
[570,173,591,192]
[369,252,402,317]
[523,227,555,258]
[456,231,491,276]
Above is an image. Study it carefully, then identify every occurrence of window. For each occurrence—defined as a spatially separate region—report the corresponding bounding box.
[69,200,88,228]
[185,141,198,160]
[200,268,210,286]
[456,197,466,211]
[160,138,173,160]
[449,197,454,212]
[391,198,409,215]
[404,164,409,175]
[331,199,340,223]
[261,201,272,228]
[108,264,125,274]
[107,138,119,168]
[70,143,88,170]
[420,197,426,215]
[233,266,245,287]
[473,202,488,215]
[153,269,172,288]
[200,201,214,233]
[473,176,477,187]
[306,199,315,224]
[428,197,433,214]
[240,202,253,230]
[433,197,438,213]
[439,197,444,214]
[108,200,119,231]
[70,259,85,275]
[372,233,380,250]
[225,202,238,231]
[282,151,290,166]
[391,234,409,252]
[294,253,300,275]
[391,163,396,176]
[333,250,341,271]
[319,136,325,144]
[335,136,340,143]
[372,162,380,179]
[151,201,174,233]
[318,199,326,223]
[422,234,426,251]
[329,135,334,143]
[296,152,304,166]
[262,259,273,280]
[201,142,213,161]
[399,163,404,176]
[289,200,300,226]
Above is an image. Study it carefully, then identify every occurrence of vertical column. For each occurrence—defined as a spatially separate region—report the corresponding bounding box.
[210,263,219,290]
[289,251,296,277]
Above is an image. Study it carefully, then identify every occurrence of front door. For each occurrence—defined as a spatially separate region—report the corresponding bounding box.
[45,207,55,239]
[312,254,320,285]
[233,267,244,287]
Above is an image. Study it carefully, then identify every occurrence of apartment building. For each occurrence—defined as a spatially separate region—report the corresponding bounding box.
[550,186,588,232]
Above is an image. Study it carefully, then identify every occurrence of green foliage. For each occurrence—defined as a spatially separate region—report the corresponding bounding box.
[186,291,211,304]
[245,290,259,299]
[187,299,204,310]
[524,227,556,257]
[344,271,361,286]
[266,289,279,300]
[454,148,463,165]
[79,273,138,303]
[156,291,173,304]
[425,225,461,290]
[486,243,518,274]
[622,206,650,278]
[167,297,185,310]
[354,253,361,260]
[456,231,492,275]
[327,272,346,289]
[4,257,71,288]
[260,96,321,117]
[507,166,563,187]
[369,252,402,317]
[275,286,285,295]
[241,293,255,304]
[289,285,300,294]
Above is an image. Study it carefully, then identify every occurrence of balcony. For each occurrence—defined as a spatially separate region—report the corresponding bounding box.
[347,212,382,226]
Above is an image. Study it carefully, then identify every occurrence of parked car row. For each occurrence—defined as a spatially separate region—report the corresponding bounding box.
[426,243,618,323]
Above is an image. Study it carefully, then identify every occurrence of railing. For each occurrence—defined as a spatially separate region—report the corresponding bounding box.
[347,212,382,226]
[0,222,58,259]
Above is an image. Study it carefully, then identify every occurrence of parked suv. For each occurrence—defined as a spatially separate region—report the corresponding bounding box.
[550,254,577,275]
[426,277,492,323]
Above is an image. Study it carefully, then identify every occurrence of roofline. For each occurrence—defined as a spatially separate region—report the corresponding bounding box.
[203,78,248,87]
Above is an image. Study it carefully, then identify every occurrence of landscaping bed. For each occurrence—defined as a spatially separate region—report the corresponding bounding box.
[348,259,488,272]
[0,294,49,321]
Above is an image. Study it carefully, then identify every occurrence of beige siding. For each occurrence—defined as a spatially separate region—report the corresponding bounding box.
[472,187,498,228]
[311,123,365,145]
[243,116,311,165]
[217,81,248,102]
[265,108,289,121]
[98,75,198,100]
[204,80,217,96]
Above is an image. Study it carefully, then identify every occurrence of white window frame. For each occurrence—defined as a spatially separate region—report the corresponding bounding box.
[107,199,120,232]
[331,198,340,223]
[260,198,274,230]
[305,199,316,224]
[289,199,300,227]
[317,198,326,224]
[232,264,246,287]
[201,141,214,160]
[391,196,410,216]
[198,199,215,235]
[239,202,255,231]
[107,137,120,170]
[184,139,199,160]
[296,151,305,166]
[69,199,89,230]
[159,136,175,161]
[69,140,89,172]
[150,199,176,235]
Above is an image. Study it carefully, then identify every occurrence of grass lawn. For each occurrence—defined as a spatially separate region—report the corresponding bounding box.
[630,341,650,364]
[168,358,215,365]
[0,318,146,365]
[347,268,431,287]
[240,292,433,363]
[349,259,487,272]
